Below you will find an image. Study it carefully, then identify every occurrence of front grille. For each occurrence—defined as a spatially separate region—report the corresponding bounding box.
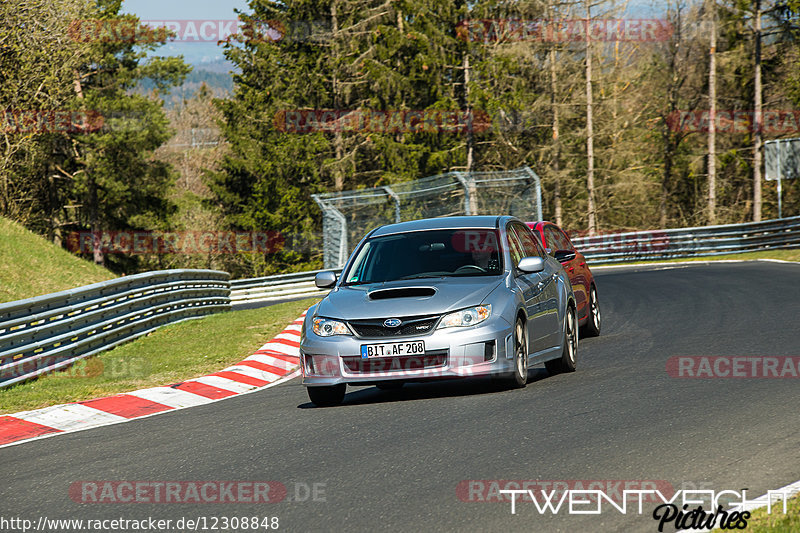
[342,350,447,373]
[348,315,440,338]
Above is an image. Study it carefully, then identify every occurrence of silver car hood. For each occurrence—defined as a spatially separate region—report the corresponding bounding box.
[316,277,504,320]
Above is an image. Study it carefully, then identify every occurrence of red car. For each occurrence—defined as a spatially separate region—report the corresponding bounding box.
[527,221,601,338]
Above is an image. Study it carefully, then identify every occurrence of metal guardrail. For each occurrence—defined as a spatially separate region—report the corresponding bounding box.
[0,270,230,388]
[229,216,800,304]
[571,215,800,264]
[230,269,340,305]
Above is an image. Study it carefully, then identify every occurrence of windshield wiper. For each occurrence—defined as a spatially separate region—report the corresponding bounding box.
[397,273,448,280]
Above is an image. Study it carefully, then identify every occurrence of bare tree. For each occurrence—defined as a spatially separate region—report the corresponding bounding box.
[549,1,563,226]
[753,0,763,221]
[707,0,717,224]
[585,0,597,235]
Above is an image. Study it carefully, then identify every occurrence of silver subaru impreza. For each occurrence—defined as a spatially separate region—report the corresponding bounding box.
[300,216,578,406]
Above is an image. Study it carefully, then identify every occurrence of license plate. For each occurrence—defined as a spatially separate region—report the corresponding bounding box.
[361,340,425,359]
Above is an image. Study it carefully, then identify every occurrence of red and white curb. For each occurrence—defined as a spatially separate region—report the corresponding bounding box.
[0,312,307,449]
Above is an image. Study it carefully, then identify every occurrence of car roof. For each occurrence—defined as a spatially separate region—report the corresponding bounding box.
[370,215,505,237]
[528,221,554,230]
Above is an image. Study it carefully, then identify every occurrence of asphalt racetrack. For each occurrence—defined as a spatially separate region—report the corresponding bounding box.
[2,261,799,532]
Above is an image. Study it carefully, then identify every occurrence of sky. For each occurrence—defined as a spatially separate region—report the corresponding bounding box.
[121,0,250,66]
[120,0,672,68]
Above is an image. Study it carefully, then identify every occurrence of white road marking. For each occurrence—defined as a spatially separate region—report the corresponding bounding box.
[13,404,126,432]
[127,387,213,408]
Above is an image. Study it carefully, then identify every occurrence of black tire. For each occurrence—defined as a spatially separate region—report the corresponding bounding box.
[307,384,346,407]
[581,285,601,338]
[376,381,404,390]
[509,318,528,388]
[545,306,578,375]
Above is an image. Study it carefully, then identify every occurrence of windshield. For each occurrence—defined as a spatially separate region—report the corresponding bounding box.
[343,228,503,285]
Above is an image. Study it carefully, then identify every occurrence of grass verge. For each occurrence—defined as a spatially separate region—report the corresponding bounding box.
[0,217,115,303]
[0,298,318,415]
[742,493,800,532]
[593,249,800,267]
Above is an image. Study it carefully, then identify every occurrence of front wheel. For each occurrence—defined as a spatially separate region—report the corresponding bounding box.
[307,384,346,407]
[581,285,601,338]
[545,306,577,375]
[509,318,528,388]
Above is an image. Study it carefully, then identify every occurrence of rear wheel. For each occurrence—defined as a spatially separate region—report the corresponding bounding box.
[307,384,346,407]
[546,306,577,375]
[509,318,528,388]
[581,285,601,338]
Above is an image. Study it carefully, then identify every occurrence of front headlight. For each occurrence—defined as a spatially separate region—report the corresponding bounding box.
[438,305,492,329]
[312,317,351,337]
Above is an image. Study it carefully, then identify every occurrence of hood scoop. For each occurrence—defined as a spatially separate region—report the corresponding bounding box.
[368,287,437,300]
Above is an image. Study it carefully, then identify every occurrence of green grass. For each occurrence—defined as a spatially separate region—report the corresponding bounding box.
[593,249,800,267]
[0,297,318,414]
[0,217,115,303]
[742,493,800,532]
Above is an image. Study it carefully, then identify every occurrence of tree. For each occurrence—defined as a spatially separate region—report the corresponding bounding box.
[708,0,718,223]
[211,0,470,274]
[0,0,90,226]
[65,0,190,267]
[1,0,189,271]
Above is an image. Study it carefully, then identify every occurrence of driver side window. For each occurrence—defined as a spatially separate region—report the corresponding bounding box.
[513,223,544,258]
[506,225,525,268]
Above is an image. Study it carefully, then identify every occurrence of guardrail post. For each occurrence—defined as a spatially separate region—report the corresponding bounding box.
[312,194,349,268]
[522,166,543,222]
[382,186,402,224]
[453,172,477,215]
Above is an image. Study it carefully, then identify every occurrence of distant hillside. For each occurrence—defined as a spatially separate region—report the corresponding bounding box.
[0,218,115,303]
[136,68,235,108]
[190,59,237,74]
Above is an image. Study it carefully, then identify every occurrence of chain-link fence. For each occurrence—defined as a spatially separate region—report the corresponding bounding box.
[312,166,542,268]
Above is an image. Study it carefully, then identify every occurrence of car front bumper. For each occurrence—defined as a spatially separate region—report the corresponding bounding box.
[301,317,517,386]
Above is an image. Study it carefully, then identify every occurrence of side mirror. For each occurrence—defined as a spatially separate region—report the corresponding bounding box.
[553,249,577,263]
[517,256,545,273]
[315,271,337,288]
